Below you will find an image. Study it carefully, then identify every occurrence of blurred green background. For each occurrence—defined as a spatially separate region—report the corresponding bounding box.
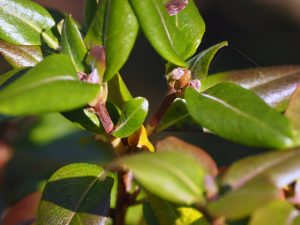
[1,0,300,220]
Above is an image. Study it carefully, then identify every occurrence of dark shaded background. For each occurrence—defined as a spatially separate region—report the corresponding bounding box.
[1,0,300,216]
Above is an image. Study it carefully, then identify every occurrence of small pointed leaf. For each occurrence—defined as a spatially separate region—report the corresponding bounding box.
[157,98,200,132]
[201,66,300,111]
[37,163,114,225]
[0,0,59,48]
[130,0,205,66]
[63,102,120,134]
[85,0,139,81]
[0,55,100,116]
[187,41,228,80]
[109,151,206,205]
[61,16,87,72]
[0,41,42,68]
[185,83,293,148]
[112,97,148,138]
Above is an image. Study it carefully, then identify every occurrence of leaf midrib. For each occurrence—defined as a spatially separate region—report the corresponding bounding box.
[0,75,76,99]
[201,93,292,144]
[150,0,175,52]
[250,70,300,90]
[113,100,146,133]
[66,171,106,225]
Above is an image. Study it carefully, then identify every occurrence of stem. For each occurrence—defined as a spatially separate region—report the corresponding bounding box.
[113,172,131,225]
[95,103,114,133]
[147,87,179,135]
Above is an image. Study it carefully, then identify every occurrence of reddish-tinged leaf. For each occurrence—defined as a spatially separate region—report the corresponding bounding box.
[2,192,41,225]
[156,136,218,176]
[165,0,189,16]
[223,148,300,190]
[0,41,42,68]
[201,65,300,111]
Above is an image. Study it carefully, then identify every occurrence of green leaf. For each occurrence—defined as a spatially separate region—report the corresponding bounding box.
[156,98,200,133]
[156,136,218,177]
[201,66,300,111]
[0,68,24,86]
[107,73,132,109]
[85,0,139,81]
[109,151,206,205]
[112,97,148,138]
[0,54,100,116]
[83,0,98,32]
[0,41,42,68]
[37,163,114,225]
[249,200,299,225]
[208,178,281,220]
[187,41,228,80]
[130,0,205,66]
[285,85,300,146]
[0,0,59,49]
[61,16,87,72]
[185,83,293,148]
[29,113,79,145]
[143,195,209,225]
[63,102,120,134]
[223,147,300,190]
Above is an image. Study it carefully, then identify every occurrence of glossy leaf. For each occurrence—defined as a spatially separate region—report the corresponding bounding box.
[2,192,41,225]
[85,0,139,81]
[0,68,24,86]
[143,195,209,225]
[112,97,148,138]
[0,55,100,116]
[83,0,98,31]
[208,178,281,220]
[185,84,293,148]
[201,66,300,111]
[187,41,228,80]
[37,163,114,225]
[131,0,205,66]
[285,85,300,145]
[62,16,87,72]
[109,151,206,204]
[156,136,218,176]
[0,41,42,68]
[223,147,300,190]
[249,200,299,225]
[0,0,59,48]
[107,73,132,109]
[156,98,200,132]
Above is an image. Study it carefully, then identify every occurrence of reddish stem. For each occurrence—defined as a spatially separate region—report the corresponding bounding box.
[95,103,114,134]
